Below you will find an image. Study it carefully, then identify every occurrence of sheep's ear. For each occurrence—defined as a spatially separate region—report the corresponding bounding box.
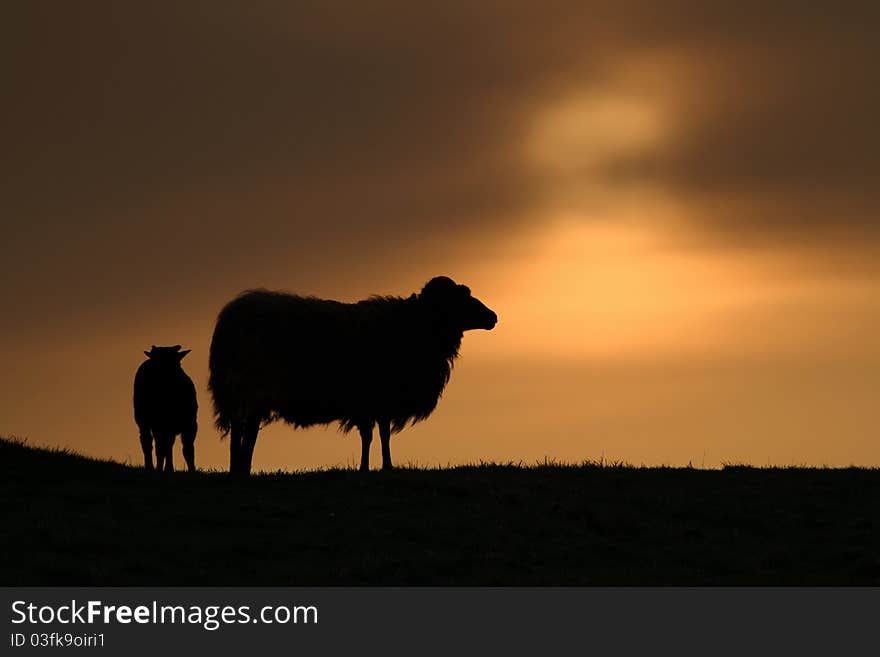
[144,351,152,358]
[172,344,182,351]
[177,349,191,360]
[421,276,457,298]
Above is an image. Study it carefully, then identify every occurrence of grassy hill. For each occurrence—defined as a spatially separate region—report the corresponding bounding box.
[2,436,879,585]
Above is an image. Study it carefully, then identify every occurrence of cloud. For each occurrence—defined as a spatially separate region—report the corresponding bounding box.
[2,1,878,335]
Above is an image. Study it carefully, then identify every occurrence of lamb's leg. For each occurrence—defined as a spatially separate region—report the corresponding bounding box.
[139,426,154,470]
[378,420,393,471]
[181,423,197,472]
[162,434,175,473]
[229,422,243,474]
[154,437,165,472]
[241,417,260,476]
[358,423,373,472]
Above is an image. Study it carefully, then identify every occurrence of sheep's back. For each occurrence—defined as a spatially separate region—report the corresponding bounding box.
[209,291,375,424]
[208,289,457,432]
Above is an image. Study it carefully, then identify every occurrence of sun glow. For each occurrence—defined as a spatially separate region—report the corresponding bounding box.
[474,214,873,363]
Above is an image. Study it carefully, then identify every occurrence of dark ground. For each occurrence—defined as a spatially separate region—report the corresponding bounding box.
[2,437,878,585]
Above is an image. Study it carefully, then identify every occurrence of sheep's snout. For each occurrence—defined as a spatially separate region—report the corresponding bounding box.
[464,298,498,331]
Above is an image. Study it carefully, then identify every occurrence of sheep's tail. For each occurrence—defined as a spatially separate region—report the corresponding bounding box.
[208,307,234,438]
[207,373,232,437]
[212,410,233,437]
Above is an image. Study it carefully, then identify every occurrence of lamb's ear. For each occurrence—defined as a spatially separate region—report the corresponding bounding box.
[144,351,152,358]
[172,344,182,351]
[177,349,191,360]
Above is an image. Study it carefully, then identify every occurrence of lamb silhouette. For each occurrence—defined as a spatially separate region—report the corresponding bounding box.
[133,345,198,472]
[209,276,498,474]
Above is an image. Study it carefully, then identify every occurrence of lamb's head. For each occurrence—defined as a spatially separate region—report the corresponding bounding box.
[419,276,498,332]
[144,344,191,368]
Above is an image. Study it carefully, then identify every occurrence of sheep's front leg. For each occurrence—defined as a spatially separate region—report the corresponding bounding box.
[358,423,373,472]
[378,420,393,471]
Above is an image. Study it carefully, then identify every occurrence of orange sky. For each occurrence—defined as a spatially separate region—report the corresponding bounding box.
[3,2,879,469]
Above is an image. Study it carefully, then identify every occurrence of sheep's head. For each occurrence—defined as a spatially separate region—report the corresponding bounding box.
[144,344,191,365]
[419,276,498,332]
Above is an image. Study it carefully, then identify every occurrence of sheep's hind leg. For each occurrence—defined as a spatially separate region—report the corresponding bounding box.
[241,417,260,476]
[358,422,374,472]
[139,426,154,470]
[378,420,394,471]
[229,422,243,475]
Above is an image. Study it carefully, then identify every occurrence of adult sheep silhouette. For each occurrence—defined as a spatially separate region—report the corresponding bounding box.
[209,276,498,474]
[133,345,198,472]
